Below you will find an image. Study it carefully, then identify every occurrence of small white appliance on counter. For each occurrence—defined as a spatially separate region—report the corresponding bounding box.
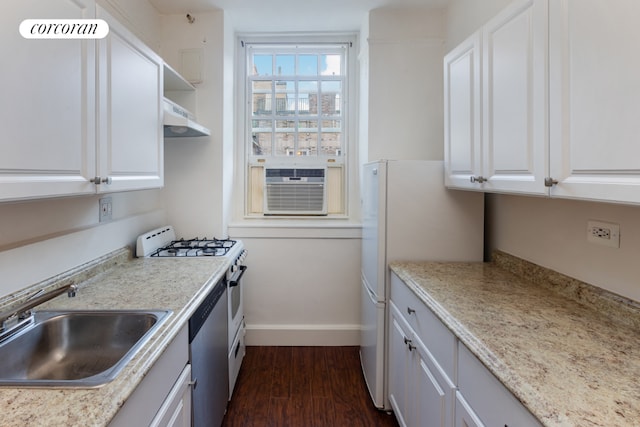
[360,160,483,410]
[136,226,247,427]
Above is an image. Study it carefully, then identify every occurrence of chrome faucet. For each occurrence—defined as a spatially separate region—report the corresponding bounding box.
[0,283,77,342]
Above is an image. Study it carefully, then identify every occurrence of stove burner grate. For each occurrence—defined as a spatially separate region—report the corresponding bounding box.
[149,238,236,257]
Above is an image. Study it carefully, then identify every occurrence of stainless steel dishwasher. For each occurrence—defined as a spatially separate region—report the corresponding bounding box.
[189,277,228,427]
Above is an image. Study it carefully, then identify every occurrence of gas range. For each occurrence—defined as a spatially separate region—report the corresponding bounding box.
[136,225,243,259]
[135,225,248,416]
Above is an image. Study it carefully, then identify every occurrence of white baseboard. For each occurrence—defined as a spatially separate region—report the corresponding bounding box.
[245,324,361,346]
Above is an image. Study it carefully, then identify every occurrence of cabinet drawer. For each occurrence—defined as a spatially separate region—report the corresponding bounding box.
[109,325,189,427]
[390,272,456,380]
[458,342,541,427]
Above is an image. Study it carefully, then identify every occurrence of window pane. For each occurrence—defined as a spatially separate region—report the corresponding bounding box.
[275,80,295,92]
[321,131,342,155]
[299,81,317,115]
[275,132,295,156]
[299,132,318,155]
[275,55,295,75]
[321,81,341,92]
[321,119,340,130]
[298,119,318,131]
[253,54,272,76]
[253,92,272,115]
[275,95,294,116]
[252,132,272,155]
[321,93,340,116]
[321,54,341,76]
[276,120,296,132]
[247,43,346,166]
[298,55,318,76]
[321,81,341,116]
[275,81,295,115]
[252,119,272,129]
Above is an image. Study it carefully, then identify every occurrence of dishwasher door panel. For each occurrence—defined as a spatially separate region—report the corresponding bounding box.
[190,287,229,427]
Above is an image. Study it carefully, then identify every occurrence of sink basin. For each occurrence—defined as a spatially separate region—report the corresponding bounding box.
[0,310,171,388]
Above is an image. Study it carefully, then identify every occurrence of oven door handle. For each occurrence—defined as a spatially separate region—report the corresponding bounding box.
[229,265,247,287]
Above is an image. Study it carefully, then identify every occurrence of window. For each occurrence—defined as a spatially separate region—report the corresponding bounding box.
[240,37,354,217]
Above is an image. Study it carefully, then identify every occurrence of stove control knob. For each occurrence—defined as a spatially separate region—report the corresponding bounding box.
[231,264,239,273]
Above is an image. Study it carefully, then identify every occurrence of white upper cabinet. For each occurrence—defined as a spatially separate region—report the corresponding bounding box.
[548,0,640,204]
[0,0,96,200]
[444,33,482,190]
[96,5,163,192]
[481,0,548,195]
[447,0,640,205]
[445,0,548,195]
[0,1,162,202]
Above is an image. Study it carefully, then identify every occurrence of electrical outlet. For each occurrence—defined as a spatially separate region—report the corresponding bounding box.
[99,197,112,222]
[587,220,620,248]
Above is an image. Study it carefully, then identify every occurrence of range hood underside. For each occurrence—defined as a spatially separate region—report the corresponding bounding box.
[163,98,210,138]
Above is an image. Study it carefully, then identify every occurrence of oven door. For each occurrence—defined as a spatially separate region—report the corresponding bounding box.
[227,265,246,398]
[228,265,246,346]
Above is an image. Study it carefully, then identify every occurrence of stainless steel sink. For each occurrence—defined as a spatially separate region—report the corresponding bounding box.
[0,310,171,388]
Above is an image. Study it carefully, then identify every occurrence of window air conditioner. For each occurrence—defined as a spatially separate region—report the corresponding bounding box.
[264,168,327,215]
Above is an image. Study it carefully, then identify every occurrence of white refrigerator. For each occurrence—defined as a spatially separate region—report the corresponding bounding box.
[360,160,484,409]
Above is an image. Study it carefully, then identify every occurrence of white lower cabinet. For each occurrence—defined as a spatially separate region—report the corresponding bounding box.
[390,272,542,427]
[456,342,541,427]
[150,364,192,427]
[389,301,455,427]
[109,326,191,427]
[454,392,484,427]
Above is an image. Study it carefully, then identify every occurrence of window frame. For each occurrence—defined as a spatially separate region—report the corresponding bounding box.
[248,45,346,159]
[234,33,358,221]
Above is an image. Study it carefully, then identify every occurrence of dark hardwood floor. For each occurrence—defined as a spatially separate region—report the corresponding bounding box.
[222,346,399,427]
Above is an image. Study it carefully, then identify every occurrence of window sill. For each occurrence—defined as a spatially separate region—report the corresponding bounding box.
[228,217,362,239]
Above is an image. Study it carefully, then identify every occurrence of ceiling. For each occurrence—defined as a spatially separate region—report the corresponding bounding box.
[147,0,449,32]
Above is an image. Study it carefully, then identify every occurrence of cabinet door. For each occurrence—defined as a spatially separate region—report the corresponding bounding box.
[482,0,548,195]
[549,0,640,204]
[388,302,412,427]
[150,364,192,427]
[413,337,455,427]
[0,0,96,201]
[96,5,163,192]
[458,343,541,427]
[444,33,482,190]
[454,392,485,427]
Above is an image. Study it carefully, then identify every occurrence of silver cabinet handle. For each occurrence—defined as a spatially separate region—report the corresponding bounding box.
[90,176,112,185]
[403,337,416,351]
[470,176,487,183]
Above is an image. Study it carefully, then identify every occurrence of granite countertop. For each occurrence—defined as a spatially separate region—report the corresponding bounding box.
[0,247,228,427]
[390,252,640,427]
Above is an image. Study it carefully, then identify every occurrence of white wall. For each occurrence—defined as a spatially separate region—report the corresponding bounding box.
[160,11,228,238]
[447,0,640,303]
[366,7,447,162]
[97,0,162,52]
[445,0,511,51]
[232,8,450,346]
[239,236,362,345]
